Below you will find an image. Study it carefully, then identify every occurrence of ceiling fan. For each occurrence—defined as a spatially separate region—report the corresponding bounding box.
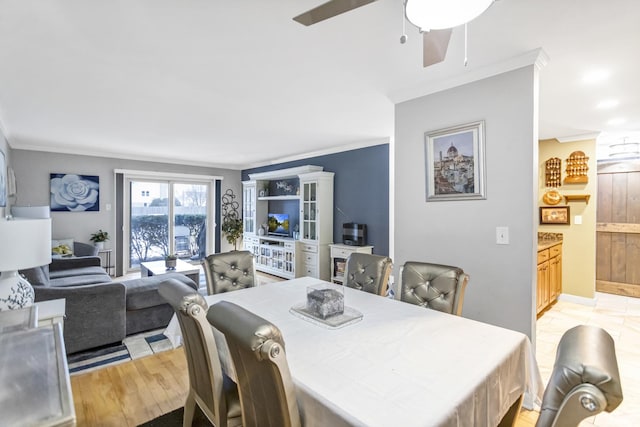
[293,0,494,68]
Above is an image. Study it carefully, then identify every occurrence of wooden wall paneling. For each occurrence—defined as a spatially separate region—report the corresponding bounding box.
[627,234,640,285]
[596,223,640,233]
[597,173,613,223]
[611,173,628,223]
[596,232,612,281]
[596,279,640,297]
[610,233,627,283]
[627,171,640,223]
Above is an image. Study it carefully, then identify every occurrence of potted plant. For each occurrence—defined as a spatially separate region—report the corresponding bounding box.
[90,229,109,249]
[165,254,178,270]
[221,217,243,250]
[221,189,243,250]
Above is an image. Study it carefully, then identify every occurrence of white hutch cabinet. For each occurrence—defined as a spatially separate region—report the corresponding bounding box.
[242,165,334,280]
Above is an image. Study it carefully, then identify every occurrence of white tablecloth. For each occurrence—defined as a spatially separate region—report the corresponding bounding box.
[165,277,543,427]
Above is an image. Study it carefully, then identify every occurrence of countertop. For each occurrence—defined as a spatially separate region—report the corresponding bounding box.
[538,240,562,251]
[537,232,563,251]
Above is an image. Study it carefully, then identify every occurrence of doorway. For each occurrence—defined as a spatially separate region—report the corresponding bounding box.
[119,172,218,274]
[596,160,640,297]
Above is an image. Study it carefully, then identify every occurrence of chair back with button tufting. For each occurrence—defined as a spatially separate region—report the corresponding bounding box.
[399,261,469,316]
[202,251,256,295]
[344,253,393,296]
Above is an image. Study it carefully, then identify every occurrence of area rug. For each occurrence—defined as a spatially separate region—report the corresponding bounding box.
[137,406,213,427]
[67,328,177,375]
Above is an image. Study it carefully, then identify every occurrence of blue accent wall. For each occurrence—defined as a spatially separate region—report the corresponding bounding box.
[242,143,389,256]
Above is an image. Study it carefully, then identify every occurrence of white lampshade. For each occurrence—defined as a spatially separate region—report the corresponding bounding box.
[10,205,51,219]
[0,218,52,271]
[405,0,494,31]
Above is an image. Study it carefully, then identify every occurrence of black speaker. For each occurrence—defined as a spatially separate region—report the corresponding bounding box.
[342,223,367,246]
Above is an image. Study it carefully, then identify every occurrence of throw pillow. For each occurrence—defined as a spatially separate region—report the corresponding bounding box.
[52,238,74,257]
[20,265,50,287]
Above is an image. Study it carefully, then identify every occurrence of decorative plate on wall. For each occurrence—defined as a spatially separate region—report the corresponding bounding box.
[543,189,562,205]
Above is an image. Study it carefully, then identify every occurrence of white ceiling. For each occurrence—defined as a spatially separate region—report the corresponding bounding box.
[1,0,639,169]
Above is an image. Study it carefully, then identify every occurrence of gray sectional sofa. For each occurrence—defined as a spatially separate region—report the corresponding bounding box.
[22,256,198,354]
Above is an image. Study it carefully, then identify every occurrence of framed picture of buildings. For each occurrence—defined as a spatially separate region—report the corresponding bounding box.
[540,206,570,225]
[425,121,486,201]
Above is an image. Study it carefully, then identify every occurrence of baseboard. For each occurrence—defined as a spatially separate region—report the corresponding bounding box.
[557,293,596,306]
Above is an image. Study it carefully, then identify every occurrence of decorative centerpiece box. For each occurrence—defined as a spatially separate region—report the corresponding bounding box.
[306,285,344,319]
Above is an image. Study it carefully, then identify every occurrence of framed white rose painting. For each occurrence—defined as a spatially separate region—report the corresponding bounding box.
[50,173,100,212]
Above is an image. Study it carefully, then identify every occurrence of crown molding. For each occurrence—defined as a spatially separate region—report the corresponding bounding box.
[238,137,390,170]
[556,132,601,143]
[389,48,549,104]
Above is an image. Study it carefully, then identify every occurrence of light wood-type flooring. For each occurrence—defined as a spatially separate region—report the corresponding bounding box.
[70,280,639,426]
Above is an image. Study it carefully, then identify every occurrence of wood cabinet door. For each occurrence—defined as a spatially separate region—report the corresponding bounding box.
[549,256,560,301]
[597,161,640,297]
[537,261,549,314]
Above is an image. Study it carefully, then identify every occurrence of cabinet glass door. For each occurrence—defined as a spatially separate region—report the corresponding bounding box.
[243,184,255,234]
[302,182,318,240]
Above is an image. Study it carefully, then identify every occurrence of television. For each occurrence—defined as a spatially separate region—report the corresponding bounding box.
[268,213,290,236]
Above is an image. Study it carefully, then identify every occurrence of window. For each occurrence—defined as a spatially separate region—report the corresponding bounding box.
[122,173,218,272]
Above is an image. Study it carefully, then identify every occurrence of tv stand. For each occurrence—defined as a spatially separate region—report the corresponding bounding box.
[244,235,296,279]
[242,165,334,280]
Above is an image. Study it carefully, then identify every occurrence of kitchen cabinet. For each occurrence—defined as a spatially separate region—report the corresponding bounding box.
[537,242,562,315]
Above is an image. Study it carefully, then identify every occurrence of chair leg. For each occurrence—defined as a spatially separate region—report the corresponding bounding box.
[183,391,196,427]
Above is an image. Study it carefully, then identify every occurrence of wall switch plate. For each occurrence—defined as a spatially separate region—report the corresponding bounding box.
[496,226,509,245]
[574,215,582,225]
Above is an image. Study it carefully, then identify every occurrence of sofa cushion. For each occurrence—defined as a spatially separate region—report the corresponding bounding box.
[20,265,50,287]
[50,274,114,287]
[124,273,198,311]
[50,266,109,280]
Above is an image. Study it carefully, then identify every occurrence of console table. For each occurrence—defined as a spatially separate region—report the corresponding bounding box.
[329,243,374,284]
[36,298,66,331]
[0,323,76,426]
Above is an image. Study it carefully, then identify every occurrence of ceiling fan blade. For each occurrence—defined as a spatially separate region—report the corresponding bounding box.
[422,28,452,67]
[293,0,378,26]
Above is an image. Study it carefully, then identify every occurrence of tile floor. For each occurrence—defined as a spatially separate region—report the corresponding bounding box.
[535,292,640,426]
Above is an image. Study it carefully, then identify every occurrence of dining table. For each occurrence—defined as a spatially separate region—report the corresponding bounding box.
[164,276,543,427]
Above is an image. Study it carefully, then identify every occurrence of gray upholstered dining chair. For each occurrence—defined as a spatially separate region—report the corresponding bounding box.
[207,300,301,427]
[399,261,469,316]
[202,250,256,295]
[158,279,242,427]
[534,325,623,427]
[344,253,393,296]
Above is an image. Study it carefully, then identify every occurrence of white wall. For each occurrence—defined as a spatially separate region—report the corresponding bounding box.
[10,149,241,255]
[0,125,9,218]
[394,66,538,339]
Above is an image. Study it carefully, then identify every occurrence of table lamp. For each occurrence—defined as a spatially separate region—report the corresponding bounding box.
[0,217,52,310]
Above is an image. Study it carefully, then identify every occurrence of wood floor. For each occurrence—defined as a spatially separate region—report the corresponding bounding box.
[71,348,189,426]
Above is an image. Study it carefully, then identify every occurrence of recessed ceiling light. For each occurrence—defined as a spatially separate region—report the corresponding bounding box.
[582,70,610,84]
[607,117,626,126]
[597,99,619,109]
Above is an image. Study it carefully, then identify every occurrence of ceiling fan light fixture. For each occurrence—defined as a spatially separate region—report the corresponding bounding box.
[404,0,494,31]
